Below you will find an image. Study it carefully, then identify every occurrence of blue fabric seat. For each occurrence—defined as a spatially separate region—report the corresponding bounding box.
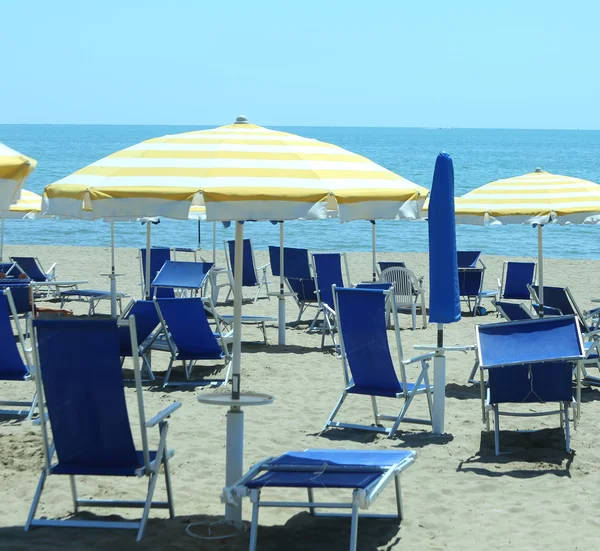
[225,238,269,303]
[324,287,433,437]
[25,317,180,540]
[494,300,534,321]
[228,449,416,551]
[154,297,231,387]
[151,260,213,297]
[476,316,584,454]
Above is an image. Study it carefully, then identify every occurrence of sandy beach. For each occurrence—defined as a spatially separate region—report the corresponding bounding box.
[1,244,598,551]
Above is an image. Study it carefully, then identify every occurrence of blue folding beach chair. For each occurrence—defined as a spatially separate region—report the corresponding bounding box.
[154,297,231,387]
[140,246,174,298]
[476,316,584,455]
[226,449,417,551]
[457,251,490,315]
[118,300,162,380]
[457,250,481,268]
[151,260,213,298]
[25,317,181,540]
[0,288,36,419]
[224,238,270,303]
[10,256,56,283]
[494,300,535,322]
[0,261,21,277]
[497,261,537,301]
[269,245,318,321]
[324,287,433,436]
[309,252,351,351]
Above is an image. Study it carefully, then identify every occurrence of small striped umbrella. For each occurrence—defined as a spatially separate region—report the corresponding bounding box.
[0,143,37,211]
[455,168,600,313]
[0,190,43,261]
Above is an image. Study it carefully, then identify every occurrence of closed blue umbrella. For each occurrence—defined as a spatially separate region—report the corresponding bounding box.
[427,152,461,434]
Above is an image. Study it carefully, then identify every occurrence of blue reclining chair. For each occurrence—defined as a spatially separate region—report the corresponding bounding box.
[140,247,174,298]
[497,261,537,301]
[224,238,270,303]
[476,315,584,455]
[0,288,36,419]
[151,260,213,298]
[269,245,318,321]
[226,449,417,551]
[457,251,490,315]
[324,287,433,436]
[0,261,21,277]
[25,317,181,539]
[11,256,81,299]
[154,297,231,387]
[118,300,162,380]
[309,252,351,352]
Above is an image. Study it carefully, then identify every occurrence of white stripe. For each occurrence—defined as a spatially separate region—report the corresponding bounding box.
[459,191,600,200]
[467,183,598,192]
[92,158,388,171]
[55,175,417,190]
[205,199,326,222]
[157,133,318,142]
[457,200,600,210]
[124,143,353,155]
[338,198,423,222]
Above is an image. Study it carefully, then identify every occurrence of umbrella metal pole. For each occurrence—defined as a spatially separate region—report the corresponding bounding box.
[225,220,244,527]
[110,222,117,318]
[213,221,217,264]
[0,218,4,262]
[432,323,446,435]
[197,219,201,250]
[145,223,152,299]
[538,224,544,317]
[371,221,377,282]
[278,222,286,345]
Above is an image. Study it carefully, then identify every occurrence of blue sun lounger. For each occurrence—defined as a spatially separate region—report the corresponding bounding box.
[151,260,213,297]
[225,449,416,551]
[25,317,181,540]
[269,245,318,321]
[140,247,174,298]
[11,256,84,299]
[494,300,535,322]
[0,288,36,419]
[476,315,584,455]
[224,238,270,303]
[324,287,433,436]
[153,297,231,387]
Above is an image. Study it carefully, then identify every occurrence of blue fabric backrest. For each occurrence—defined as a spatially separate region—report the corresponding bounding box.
[119,300,160,357]
[34,319,139,471]
[11,257,46,281]
[0,262,18,276]
[0,293,27,380]
[313,253,344,309]
[378,261,405,272]
[457,251,481,268]
[227,239,257,287]
[287,278,317,301]
[141,247,174,298]
[503,262,536,300]
[152,261,213,291]
[477,316,583,368]
[156,298,223,358]
[336,288,401,393]
[488,362,573,403]
[531,286,574,316]
[269,246,312,280]
[458,268,483,296]
[0,283,31,315]
[495,301,533,321]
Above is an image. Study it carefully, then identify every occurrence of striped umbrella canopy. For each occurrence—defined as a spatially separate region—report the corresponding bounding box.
[454,168,600,313]
[0,190,43,261]
[0,143,37,210]
[43,118,428,222]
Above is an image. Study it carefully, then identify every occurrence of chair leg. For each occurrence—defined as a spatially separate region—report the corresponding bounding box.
[394,474,404,520]
[323,392,348,430]
[70,476,79,513]
[564,402,571,453]
[421,294,427,328]
[26,391,38,421]
[411,304,416,330]
[307,488,316,515]
[162,359,175,388]
[162,424,176,518]
[260,322,267,345]
[136,471,160,541]
[349,492,360,551]
[249,490,261,551]
[370,396,380,425]
[494,405,500,455]
[25,470,47,531]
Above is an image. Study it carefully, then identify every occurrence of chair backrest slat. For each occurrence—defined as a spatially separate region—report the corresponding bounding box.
[379,267,416,304]
[0,293,28,380]
[227,239,258,287]
[11,257,46,281]
[335,288,401,394]
[313,253,344,309]
[502,261,536,300]
[34,319,139,471]
[155,298,223,358]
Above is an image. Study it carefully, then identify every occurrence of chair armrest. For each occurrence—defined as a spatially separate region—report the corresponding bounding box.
[496,277,501,290]
[402,351,436,365]
[146,402,182,428]
[258,262,270,272]
[323,303,336,317]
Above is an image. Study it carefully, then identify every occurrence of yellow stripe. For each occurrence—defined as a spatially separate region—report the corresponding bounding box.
[145,138,335,147]
[458,196,600,205]
[75,166,399,180]
[203,188,329,203]
[110,150,371,162]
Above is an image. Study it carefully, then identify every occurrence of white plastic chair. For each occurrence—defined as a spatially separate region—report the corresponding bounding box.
[380,267,427,330]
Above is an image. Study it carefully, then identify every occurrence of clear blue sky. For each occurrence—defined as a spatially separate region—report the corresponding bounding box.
[2,0,598,129]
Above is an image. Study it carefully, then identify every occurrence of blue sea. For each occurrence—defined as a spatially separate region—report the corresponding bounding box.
[2,125,600,259]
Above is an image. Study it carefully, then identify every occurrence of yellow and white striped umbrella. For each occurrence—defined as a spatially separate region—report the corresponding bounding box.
[43,118,428,222]
[454,168,600,225]
[0,189,42,219]
[0,143,37,210]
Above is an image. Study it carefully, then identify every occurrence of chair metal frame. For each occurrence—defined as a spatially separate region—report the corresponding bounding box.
[25,316,181,540]
[324,287,434,437]
[223,238,270,303]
